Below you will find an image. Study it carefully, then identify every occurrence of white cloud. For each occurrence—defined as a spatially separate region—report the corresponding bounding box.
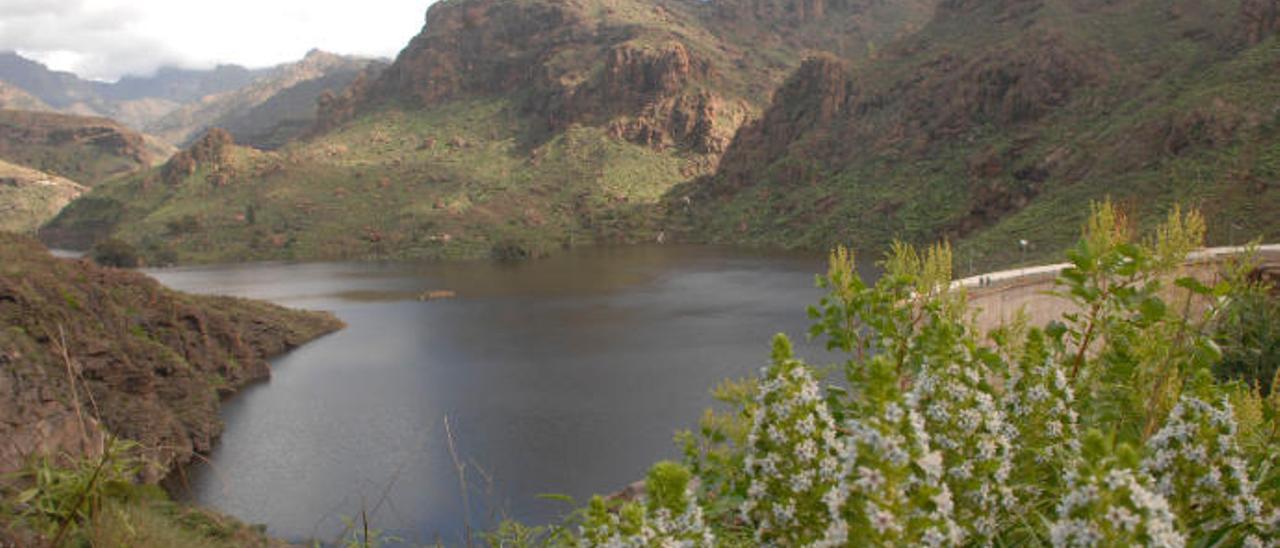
[0,0,432,81]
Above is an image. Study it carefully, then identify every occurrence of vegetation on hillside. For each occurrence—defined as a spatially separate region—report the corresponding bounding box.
[677,0,1280,273]
[42,0,934,265]
[0,158,86,233]
[0,233,344,545]
[484,203,1280,546]
[0,109,173,186]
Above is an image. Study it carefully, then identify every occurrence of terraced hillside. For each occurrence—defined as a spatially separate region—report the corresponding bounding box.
[0,109,174,186]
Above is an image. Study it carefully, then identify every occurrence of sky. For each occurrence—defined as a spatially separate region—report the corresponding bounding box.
[0,0,435,81]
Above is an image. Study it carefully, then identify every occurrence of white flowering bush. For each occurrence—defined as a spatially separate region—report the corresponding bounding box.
[511,204,1280,548]
[578,462,714,547]
[1050,432,1184,547]
[913,355,1017,541]
[739,335,842,545]
[1142,395,1275,542]
[819,356,963,547]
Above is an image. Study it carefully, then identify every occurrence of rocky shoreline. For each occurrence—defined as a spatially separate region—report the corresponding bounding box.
[0,232,344,483]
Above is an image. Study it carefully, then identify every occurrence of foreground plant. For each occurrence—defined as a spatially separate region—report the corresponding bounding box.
[513,202,1280,547]
[578,462,714,547]
[739,335,842,544]
[1050,431,1184,547]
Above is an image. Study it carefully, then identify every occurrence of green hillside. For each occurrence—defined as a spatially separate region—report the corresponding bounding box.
[0,159,86,233]
[675,0,1280,272]
[45,0,932,264]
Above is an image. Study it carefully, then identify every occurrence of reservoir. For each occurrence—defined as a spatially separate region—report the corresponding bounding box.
[150,244,841,544]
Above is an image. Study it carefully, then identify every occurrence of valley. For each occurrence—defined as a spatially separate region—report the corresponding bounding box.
[1,0,1279,546]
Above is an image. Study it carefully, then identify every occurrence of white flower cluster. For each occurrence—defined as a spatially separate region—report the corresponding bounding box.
[740,346,843,545]
[1003,352,1082,480]
[580,488,715,548]
[1143,396,1275,540]
[913,359,1018,541]
[1050,466,1185,547]
[818,393,964,547]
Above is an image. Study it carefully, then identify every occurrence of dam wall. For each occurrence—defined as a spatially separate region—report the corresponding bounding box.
[958,245,1280,332]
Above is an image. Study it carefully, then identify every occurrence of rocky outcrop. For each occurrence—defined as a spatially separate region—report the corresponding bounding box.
[368,0,592,108]
[712,54,853,192]
[315,0,742,155]
[161,128,235,185]
[0,233,342,482]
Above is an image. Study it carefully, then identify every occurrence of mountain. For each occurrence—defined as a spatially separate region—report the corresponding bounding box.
[145,50,377,149]
[45,0,1279,267]
[0,109,174,186]
[44,0,934,263]
[673,0,1280,268]
[0,159,86,233]
[0,52,266,130]
[0,81,51,112]
[0,51,377,146]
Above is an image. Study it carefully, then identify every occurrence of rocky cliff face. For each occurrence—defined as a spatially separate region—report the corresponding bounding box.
[323,0,741,154]
[714,54,853,192]
[0,233,342,481]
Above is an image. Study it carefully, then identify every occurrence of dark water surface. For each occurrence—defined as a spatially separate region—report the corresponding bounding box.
[149,245,841,545]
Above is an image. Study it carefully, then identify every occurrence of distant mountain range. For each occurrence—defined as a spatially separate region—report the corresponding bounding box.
[0,50,380,149]
[38,0,1280,268]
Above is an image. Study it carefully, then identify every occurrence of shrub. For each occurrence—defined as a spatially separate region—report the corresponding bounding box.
[739,335,842,544]
[89,238,141,268]
[524,202,1280,547]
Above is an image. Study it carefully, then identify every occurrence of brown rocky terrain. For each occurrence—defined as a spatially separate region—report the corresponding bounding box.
[0,233,343,482]
[318,0,935,158]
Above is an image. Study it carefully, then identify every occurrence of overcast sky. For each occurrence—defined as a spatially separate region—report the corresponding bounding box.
[0,0,435,81]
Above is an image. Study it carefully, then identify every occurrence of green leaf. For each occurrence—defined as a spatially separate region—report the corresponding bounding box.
[15,487,39,504]
[1175,276,1211,295]
[1139,297,1167,323]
